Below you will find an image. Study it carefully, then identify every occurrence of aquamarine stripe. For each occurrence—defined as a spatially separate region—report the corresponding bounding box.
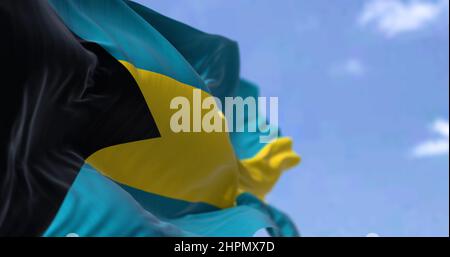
[44,165,289,237]
[119,183,279,237]
[48,0,209,92]
[126,1,240,99]
[43,164,189,237]
[169,205,276,237]
[237,193,300,237]
[119,183,218,219]
[229,80,281,159]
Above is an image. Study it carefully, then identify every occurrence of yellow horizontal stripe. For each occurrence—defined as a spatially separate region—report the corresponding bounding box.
[238,137,301,200]
[87,61,239,208]
[86,61,300,208]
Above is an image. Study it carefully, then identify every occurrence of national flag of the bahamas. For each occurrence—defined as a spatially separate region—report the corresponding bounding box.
[0,0,300,237]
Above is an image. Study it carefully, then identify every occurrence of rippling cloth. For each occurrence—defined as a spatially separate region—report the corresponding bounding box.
[0,0,300,236]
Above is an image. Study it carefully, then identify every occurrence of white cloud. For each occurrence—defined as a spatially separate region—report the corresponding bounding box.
[413,119,449,158]
[331,58,366,77]
[359,0,449,37]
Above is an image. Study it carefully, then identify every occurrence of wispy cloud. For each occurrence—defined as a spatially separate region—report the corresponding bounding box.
[412,119,449,158]
[359,0,449,37]
[330,58,366,77]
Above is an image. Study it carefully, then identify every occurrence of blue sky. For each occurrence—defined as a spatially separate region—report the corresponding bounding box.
[136,0,449,236]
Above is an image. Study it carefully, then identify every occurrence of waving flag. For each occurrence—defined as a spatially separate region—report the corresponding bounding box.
[0,0,300,237]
